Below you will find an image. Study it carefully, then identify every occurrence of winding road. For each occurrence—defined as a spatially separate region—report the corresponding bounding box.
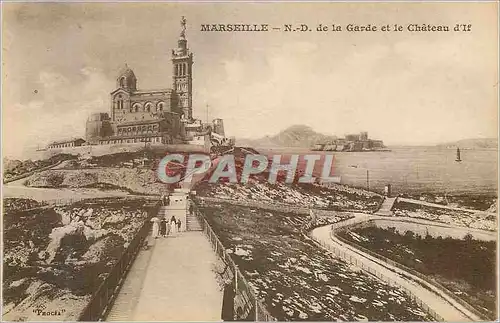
[310,213,493,321]
[3,170,147,203]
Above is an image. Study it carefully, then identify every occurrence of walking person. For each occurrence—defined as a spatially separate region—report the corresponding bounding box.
[166,219,171,237]
[188,198,194,215]
[177,218,182,233]
[159,217,167,237]
[150,216,160,239]
[170,216,177,235]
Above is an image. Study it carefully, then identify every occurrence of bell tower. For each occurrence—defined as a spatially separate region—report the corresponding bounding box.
[172,16,194,120]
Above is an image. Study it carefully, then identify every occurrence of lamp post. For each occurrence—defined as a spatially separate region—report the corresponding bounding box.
[349,165,370,191]
[139,137,152,190]
[141,137,151,167]
[366,169,369,191]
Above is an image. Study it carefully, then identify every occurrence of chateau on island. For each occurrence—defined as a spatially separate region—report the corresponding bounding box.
[312,132,385,152]
[48,17,231,150]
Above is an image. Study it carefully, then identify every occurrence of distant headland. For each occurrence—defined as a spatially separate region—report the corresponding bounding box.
[436,138,498,150]
[236,125,386,151]
[236,125,498,151]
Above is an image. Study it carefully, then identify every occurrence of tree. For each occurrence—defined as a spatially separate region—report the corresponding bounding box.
[463,233,473,243]
[404,230,415,240]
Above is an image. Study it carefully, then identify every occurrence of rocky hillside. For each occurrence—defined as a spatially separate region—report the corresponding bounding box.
[25,168,168,195]
[4,158,23,172]
[3,154,76,181]
[237,125,338,148]
[437,138,498,150]
[3,197,153,321]
[200,203,433,321]
[197,181,382,212]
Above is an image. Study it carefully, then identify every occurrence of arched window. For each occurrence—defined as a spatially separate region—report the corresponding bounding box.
[115,94,124,110]
[157,102,164,112]
[120,77,126,87]
[145,102,152,112]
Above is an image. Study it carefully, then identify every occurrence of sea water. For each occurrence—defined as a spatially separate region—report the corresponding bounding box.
[263,146,498,195]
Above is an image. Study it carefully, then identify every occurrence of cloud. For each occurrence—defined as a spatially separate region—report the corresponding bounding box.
[2,3,497,158]
[39,71,70,89]
[195,34,496,145]
[3,68,113,158]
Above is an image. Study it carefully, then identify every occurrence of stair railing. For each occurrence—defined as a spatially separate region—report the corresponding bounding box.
[78,201,160,321]
[191,200,275,321]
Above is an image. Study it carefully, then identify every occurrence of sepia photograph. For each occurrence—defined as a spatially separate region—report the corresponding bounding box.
[1,2,498,322]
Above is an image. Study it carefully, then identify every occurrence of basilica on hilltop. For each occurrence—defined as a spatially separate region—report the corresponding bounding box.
[81,17,227,148]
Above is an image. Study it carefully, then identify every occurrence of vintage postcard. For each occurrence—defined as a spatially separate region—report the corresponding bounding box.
[2,2,498,322]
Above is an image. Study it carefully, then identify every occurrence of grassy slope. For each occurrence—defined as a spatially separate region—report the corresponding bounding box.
[339,226,497,320]
[200,203,433,321]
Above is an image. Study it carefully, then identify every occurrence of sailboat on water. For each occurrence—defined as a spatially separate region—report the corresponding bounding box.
[455,147,462,162]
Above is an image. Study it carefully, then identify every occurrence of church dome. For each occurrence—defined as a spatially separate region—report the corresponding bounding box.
[118,64,136,79]
[116,64,137,91]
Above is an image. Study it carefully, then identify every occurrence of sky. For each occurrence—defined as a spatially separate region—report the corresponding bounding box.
[2,2,498,158]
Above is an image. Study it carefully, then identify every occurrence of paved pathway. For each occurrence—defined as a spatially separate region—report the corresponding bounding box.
[398,197,496,215]
[2,185,134,202]
[370,215,497,241]
[3,171,135,202]
[107,231,222,321]
[311,217,480,322]
[106,243,155,321]
[375,197,397,216]
[3,170,154,203]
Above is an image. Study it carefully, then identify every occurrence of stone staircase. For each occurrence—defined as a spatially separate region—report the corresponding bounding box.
[375,197,397,216]
[186,212,203,231]
[160,189,203,231]
[158,205,168,217]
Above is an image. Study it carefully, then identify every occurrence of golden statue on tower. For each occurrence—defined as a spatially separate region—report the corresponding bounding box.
[180,16,187,38]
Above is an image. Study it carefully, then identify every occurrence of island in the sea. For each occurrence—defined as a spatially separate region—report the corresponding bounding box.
[312,131,387,152]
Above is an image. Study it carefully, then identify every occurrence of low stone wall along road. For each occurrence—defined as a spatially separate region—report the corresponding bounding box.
[310,214,490,322]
